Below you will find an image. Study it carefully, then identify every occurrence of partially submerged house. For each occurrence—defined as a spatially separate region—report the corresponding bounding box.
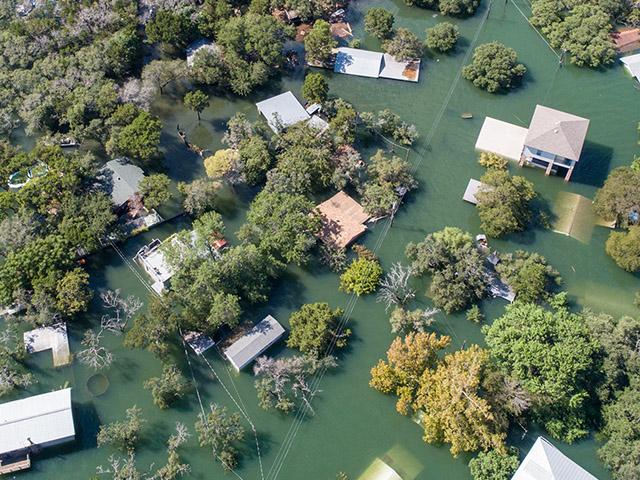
[621,53,640,83]
[256,91,330,134]
[512,436,598,480]
[316,191,370,249]
[0,388,75,474]
[332,47,420,82]
[475,105,590,182]
[223,315,285,371]
[23,323,71,367]
[613,28,640,53]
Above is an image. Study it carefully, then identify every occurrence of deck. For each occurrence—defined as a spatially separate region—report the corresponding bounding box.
[0,455,31,474]
[24,323,71,367]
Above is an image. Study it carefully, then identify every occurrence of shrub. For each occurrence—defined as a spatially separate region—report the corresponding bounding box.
[426,22,460,52]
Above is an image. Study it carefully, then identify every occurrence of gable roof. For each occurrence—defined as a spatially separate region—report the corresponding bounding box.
[316,191,369,249]
[0,388,75,455]
[102,158,144,207]
[256,91,310,132]
[223,315,285,371]
[334,47,384,78]
[524,105,589,162]
[512,437,598,480]
[621,53,640,81]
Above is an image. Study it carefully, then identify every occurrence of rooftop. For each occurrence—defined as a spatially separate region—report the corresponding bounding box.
[256,91,310,133]
[512,437,598,480]
[334,47,384,78]
[316,191,370,249]
[475,117,529,161]
[0,388,75,456]
[525,105,590,162]
[462,179,484,205]
[101,158,144,207]
[621,53,640,82]
[223,315,285,371]
[23,323,71,367]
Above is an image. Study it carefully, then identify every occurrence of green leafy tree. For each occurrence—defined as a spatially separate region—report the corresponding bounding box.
[105,27,142,79]
[383,28,424,61]
[439,0,480,16]
[406,227,487,313]
[340,252,383,296]
[146,9,196,50]
[495,251,561,303]
[204,149,239,180]
[593,166,640,227]
[462,42,526,93]
[139,174,172,210]
[57,192,116,253]
[469,448,520,480]
[605,226,640,272]
[287,303,350,357]
[107,111,163,163]
[97,405,145,453]
[195,403,245,471]
[478,151,508,170]
[183,90,210,121]
[55,268,92,316]
[364,8,395,40]
[238,136,272,186]
[144,364,191,409]
[476,169,536,238]
[483,299,601,443]
[425,22,460,52]
[125,296,179,359]
[329,104,357,145]
[178,178,222,216]
[302,73,329,104]
[305,20,336,65]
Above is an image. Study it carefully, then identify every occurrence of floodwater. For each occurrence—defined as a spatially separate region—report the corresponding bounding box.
[7,1,640,479]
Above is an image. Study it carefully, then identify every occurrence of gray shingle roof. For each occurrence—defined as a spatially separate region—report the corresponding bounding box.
[102,158,144,207]
[524,105,589,162]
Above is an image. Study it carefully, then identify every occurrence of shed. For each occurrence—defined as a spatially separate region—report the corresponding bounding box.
[621,53,640,82]
[334,47,384,78]
[525,105,590,163]
[256,91,310,133]
[223,315,285,371]
[475,117,529,161]
[512,436,598,480]
[101,158,144,208]
[23,323,71,367]
[0,388,75,458]
[183,331,215,355]
[316,191,370,249]
[462,179,487,205]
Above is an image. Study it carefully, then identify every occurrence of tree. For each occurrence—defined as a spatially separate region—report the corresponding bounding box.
[593,166,640,227]
[139,174,172,210]
[238,136,272,185]
[305,20,336,65]
[178,178,221,216]
[340,252,383,296]
[360,110,419,146]
[362,182,398,218]
[426,22,460,52]
[107,111,162,163]
[370,332,450,415]
[145,9,195,50]
[105,27,142,79]
[0,327,35,397]
[183,90,209,121]
[483,299,600,443]
[142,59,187,95]
[55,268,92,316]
[406,227,487,313]
[415,346,507,456]
[383,28,424,61]
[377,263,416,310]
[462,42,526,93]
[605,226,640,272]
[204,149,239,180]
[364,8,395,40]
[195,403,244,471]
[144,364,191,409]
[97,405,145,453]
[476,169,536,238]
[599,387,640,480]
[287,303,350,357]
[469,448,520,480]
[329,103,357,145]
[495,251,561,303]
[253,355,337,413]
[439,0,480,16]
[302,73,329,104]
[222,113,254,149]
[58,192,116,253]
[389,307,438,335]
[125,296,179,359]
[478,151,508,170]
[78,329,114,371]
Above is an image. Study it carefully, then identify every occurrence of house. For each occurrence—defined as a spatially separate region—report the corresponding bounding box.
[512,436,598,480]
[316,191,370,249]
[475,105,589,182]
[223,315,285,371]
[0,388,75,474]
[520,105,590,181]
[621,53,640,83]
[256,91,311,133]
[101,158,145,209]
[332,47,420,82]
[612,28,640,53]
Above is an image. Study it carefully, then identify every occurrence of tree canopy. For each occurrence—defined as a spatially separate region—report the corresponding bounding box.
[364,8,395,40]
[426,22,460,52]
[462,42,526,93]
[287,303,350,358]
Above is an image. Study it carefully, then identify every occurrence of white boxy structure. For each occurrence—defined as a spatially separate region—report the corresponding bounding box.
[512,437,598,480]
[621,53,640,83]
[0,388,75,473]
[223,315,285,371]
[333,48,420,82]
[256,91,311,132]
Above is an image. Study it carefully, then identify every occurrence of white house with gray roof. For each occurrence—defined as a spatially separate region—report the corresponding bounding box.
[223,315,285,371]
[512,437,598,480]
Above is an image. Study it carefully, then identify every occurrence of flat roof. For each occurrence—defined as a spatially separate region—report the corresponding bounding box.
[316,191,370,249]
[24,322,71,367]
[525,105,589,162]
[512,437,598,480]
[223,315,285,371]
[462,178,484,205]
[334,47,384,78]
[0,388,75,456]
[256,91,310,133]
[475,117,529,161]
[379,54,420,82]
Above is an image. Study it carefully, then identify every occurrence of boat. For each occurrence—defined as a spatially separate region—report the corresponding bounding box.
[461,112,473,119]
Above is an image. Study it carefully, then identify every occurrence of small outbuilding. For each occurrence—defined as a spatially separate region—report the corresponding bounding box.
[256,91,310,133]
[0,388,75,473]
[512,436,598,480]
[621,53,640,83]
[462,179,485,205]
[223,315,285,371]
[333,47,420,82]
[23,323,71,367]
[316,191,370,249]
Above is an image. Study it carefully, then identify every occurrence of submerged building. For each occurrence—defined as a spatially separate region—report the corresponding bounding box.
[223,315,285,371]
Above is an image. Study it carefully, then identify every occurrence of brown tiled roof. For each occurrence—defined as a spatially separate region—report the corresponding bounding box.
[316,191,369,249]
[524,105,589,162]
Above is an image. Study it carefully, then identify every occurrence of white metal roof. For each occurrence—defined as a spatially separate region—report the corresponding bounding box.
[512,437,598,480]
[256,91,310,133]
[475,117,529,161]
[621,53,640,81]
[224,315,285,371]
[462,179,484,204]
[379,54,420,82]
[0,388,75,455]
[334,47,384,78]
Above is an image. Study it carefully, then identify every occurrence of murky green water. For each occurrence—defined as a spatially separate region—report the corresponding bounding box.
[6,1,640,479]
